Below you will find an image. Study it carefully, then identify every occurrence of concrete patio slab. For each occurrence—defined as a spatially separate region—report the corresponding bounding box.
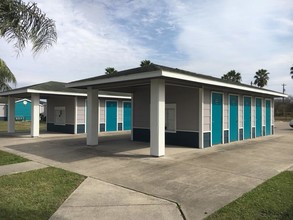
[50,177,183,220]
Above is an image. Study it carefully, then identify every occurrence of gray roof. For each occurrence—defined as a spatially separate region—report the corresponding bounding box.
[8,81,86,94]
[0,81,131,98]
[69,64,283,95]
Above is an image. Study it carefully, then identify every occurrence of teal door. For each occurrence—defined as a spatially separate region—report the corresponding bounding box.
[106,101,117,131]
[266,100,271,135]
[229,95,238,142]
[212,93,223,145]
[256,98,262,137]
[123,102,131,130]
[244,97,251,139]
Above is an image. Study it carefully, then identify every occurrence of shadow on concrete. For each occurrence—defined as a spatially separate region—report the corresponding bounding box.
[4,133,154,163]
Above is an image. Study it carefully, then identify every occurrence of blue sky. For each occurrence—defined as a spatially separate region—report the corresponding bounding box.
[1,0,293,94]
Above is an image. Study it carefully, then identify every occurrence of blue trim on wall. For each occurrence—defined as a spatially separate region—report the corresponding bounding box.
[133,128,150,142]
[239,128,243,140]
[118,123,122,131]
[100,123,105,132]
[224,130,229,144]
[166,131,198,148]
[77,124,85,133]
[47,123,74,134]
[204,132,211,148]
[133,128,199,148]
[0,117,7,121]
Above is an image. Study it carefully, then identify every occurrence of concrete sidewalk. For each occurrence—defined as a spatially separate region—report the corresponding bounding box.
[50,177,183,220]
[0,161,47,176]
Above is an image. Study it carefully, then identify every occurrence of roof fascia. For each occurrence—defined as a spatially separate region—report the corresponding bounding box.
[0,89,28,96]
[162,70,287,97]
[27,89,87,97]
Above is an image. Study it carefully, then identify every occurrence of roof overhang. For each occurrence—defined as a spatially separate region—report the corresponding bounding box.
[67,69,287,98]
[0,89,87,97]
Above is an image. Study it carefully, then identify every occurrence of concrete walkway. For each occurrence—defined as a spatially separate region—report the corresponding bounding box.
[0,121,292,219]
[50,177,183,220]
[0,161,47,176]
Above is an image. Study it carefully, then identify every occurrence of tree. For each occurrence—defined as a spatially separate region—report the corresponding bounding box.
[140,60,152,67]
[0,0,57,54]
[290,64,293,79]
[0,0,57,91]
[221,70,242,83]
[0,58,16,91]
[105,67,117,75]
[254,69,270,88]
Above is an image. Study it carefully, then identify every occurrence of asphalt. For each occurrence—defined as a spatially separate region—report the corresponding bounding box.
[0,122,292,220]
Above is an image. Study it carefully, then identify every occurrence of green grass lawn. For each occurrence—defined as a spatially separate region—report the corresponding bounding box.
[0,121,47,132]
[0,167,85,220]
[206,171,293,220]
[0,150,29,166]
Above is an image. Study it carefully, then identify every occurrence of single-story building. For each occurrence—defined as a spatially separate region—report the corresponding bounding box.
[0,98,46,121]
[0,97,7,121]
[67,64,287,157]
[0,81,132,136]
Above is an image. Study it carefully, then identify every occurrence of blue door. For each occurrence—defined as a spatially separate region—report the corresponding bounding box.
[266,100,271,135]
[229,95,238,142]
[212,93,223,145]
[123,102,131,130]
[106,101,117,131]
[256,98,262,137]
[244,97,251,139]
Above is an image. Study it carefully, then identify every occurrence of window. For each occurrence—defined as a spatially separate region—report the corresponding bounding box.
[165,104,176,132]
[54,106,66,125]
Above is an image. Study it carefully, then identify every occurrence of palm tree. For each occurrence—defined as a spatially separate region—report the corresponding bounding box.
[0,58,16,91]
[105,67,117,75]
[221,70,242,83]
[254,69,270,88]
[0,0,57,54]
[0,0,57,91]
[290,64,293,79]
[140,60,152,67]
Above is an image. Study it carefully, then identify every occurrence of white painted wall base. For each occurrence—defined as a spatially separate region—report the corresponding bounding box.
[198,88,204,149]
[87,87,99,145]
[150,79,165,156]
[7,96,15,133]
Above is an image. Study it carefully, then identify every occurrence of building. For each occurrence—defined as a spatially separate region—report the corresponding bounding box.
[0,97,7,121]
[67,64,287,156]
[0,81,132,135]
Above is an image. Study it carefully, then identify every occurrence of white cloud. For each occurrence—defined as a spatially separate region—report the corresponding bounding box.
[0,0,292,94]
[162,0,293,94]
[0,0,153,87]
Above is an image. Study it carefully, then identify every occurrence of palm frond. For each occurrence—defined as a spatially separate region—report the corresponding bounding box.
[0,58,16,91]
[0,0,57,54]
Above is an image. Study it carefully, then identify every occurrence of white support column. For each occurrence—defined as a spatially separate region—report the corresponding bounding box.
[7,96,15,133]
[130,93,134,141]
[31,93,40,137]
[87,87,98,145]
[74,97,78,134]
[198,88,204,149]
[150,79,165,157]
